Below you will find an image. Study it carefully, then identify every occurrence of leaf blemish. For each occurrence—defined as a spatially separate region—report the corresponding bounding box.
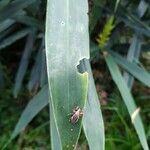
[76,58,89,74]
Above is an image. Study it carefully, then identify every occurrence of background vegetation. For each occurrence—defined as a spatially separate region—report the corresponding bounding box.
[0,0,150,149]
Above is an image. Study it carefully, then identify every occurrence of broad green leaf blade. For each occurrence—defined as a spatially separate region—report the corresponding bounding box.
[45,0,89,149]
[82,60,105,150]
[11,85,48,139]
[109,50,150,87]
[105,53,149,150]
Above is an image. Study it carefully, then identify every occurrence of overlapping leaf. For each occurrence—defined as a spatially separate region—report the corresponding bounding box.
[105,53,149,150]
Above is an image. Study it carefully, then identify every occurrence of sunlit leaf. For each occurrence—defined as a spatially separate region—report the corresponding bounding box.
[45,0,89,149]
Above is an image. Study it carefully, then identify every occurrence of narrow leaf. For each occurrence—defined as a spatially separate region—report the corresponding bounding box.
[13,31,36,97]
[109,50,150,87]
[0,25,14,42]
[123,0,148,89]
[117,6,150,37]
[11,85,48,139]
[0,0,11,11]
[123,35,142,89]
[105,53,149,150]
[0,0,36,22]
[0,19,15,33]
[12,15,43,30]
[40,49,48,87]
[82,59,105,150]
[0,29,30,50]
[28,45,43,91]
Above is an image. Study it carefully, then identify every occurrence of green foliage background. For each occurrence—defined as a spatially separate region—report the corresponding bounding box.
[0,0,150,149]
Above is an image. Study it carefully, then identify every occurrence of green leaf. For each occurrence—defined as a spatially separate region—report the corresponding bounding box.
[0,0,11,11]
[11,85,48,139]
[109,50,150,87]
[0,10,25,33]
[114,0,120,12]
[50,101,62,150]
[0,19,15,33]
[8,60,105,150]
[0,28,30,50]
[89,5,102,33]
[123,35,142,89]
[12,15,43,30]
[117,6,150,37]
[82,60,105,150]
[13,31,36,97]
[105,53,149,150]
[45,0,89,149]
[27,39,44,91]
[0,0,36,22]
[123,0,148,89]
[9,59,105,150]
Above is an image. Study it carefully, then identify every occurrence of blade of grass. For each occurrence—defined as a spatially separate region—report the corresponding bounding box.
[0,0,11,11]
[123,0,148,89]
[109,50,150,87]
[0,28,30,50]
[12,15,43,30]
[11,85,48,139]
[0,25,15,42]
[123,35,142,89]
[27,39,44,91]
[0,19,15,33]
[13,31,36,97]
[82,59,105,150]
[117,5,150,37]
[40,49,48,87]
[0,63,4,87]
[0,10,25,33]
[2,85,48,149]
[104,53,149,150]
[0,0,36,22]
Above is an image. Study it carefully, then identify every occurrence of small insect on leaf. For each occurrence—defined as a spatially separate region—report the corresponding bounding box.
[69,106,83,124]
